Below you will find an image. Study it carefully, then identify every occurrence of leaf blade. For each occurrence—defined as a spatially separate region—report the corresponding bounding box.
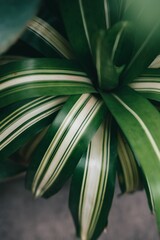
[26,93,107,197]
[1,96,67,159]
[0,58,96,107]
[21,17,75,59]
[101,86,160,229]
[129,68,160,101]
[69,117,117,240]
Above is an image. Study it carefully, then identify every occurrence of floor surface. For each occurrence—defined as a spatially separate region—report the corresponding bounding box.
[0,177,159,240]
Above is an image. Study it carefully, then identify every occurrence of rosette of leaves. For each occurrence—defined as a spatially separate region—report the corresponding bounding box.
[0,0,160,239]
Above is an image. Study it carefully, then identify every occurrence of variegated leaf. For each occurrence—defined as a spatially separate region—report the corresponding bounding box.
[101,86,160,230]
[0,58,96,107]
[21,17,75,59]
[69,116,117,240]
[1,96,67,159]
[26,93,107,198]
[129,68,160,101]
[60,0,120,76]
[117,131,142,193]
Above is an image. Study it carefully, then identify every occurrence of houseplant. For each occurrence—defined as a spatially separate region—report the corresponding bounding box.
[0,0,160,239]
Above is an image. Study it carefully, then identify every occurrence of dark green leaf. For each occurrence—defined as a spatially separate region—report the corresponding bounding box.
[101,86,160,230]
[0,96,67,159]
[26,93,107,197]
[69,117,117,240]
[0,58,96,107]
[21,17,75,59]
[93,21,132,90]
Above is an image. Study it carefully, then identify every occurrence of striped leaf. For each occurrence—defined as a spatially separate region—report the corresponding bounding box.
[69,117,117,240]
[21,17,75,59]
[93,21,132,90]
[129,68,160,101]
[117,131,142,193]
[1,96,67,159]
[0,58,96,107]
[59,0,118,76]
[26,93,107,198]
[101,86,160,230]
[60,0,126,55]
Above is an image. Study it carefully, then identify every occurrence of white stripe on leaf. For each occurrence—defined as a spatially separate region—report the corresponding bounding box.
[32,94,103,197]
[104,0,110,29]
[1,97,46,128]
[0,97,67,150]
[1,74,92,90]
[1,69,87,82]
[129,81,160,93]
[27,17,74,59]
[112,94,160,161]
[79,119,111,239]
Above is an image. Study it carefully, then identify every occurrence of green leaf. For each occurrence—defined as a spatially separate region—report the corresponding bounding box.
[101,86,160,230]
[1,96,67,159]
[129,68,160,101]
[21,17,75,59]
[105,0,124,25]
[0,58,96,107]
[0,0,40,54]
[123,0,160,31]
[117,131,142,193]
[26,93,107,198]
[69,117,117,240]
[121,0,160,83]
[59,0,115,76]
[93,21,132,90]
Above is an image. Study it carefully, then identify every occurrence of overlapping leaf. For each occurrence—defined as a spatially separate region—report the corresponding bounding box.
[117,131,142,193]
[21,17,75,59]
[60,0,125,77]
[0,0,160,238]
[93,21,132,90]
[26,93,106,197]
[1,96,68,159]
[0,58,96,107]
[129,68,160,101]
[70,117,117,240]
[101,86,160,229]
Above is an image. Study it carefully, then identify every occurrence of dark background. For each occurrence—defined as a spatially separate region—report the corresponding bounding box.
[0,177,159,240]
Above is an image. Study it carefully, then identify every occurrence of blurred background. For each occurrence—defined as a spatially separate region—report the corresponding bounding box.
[0,177,159,240]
